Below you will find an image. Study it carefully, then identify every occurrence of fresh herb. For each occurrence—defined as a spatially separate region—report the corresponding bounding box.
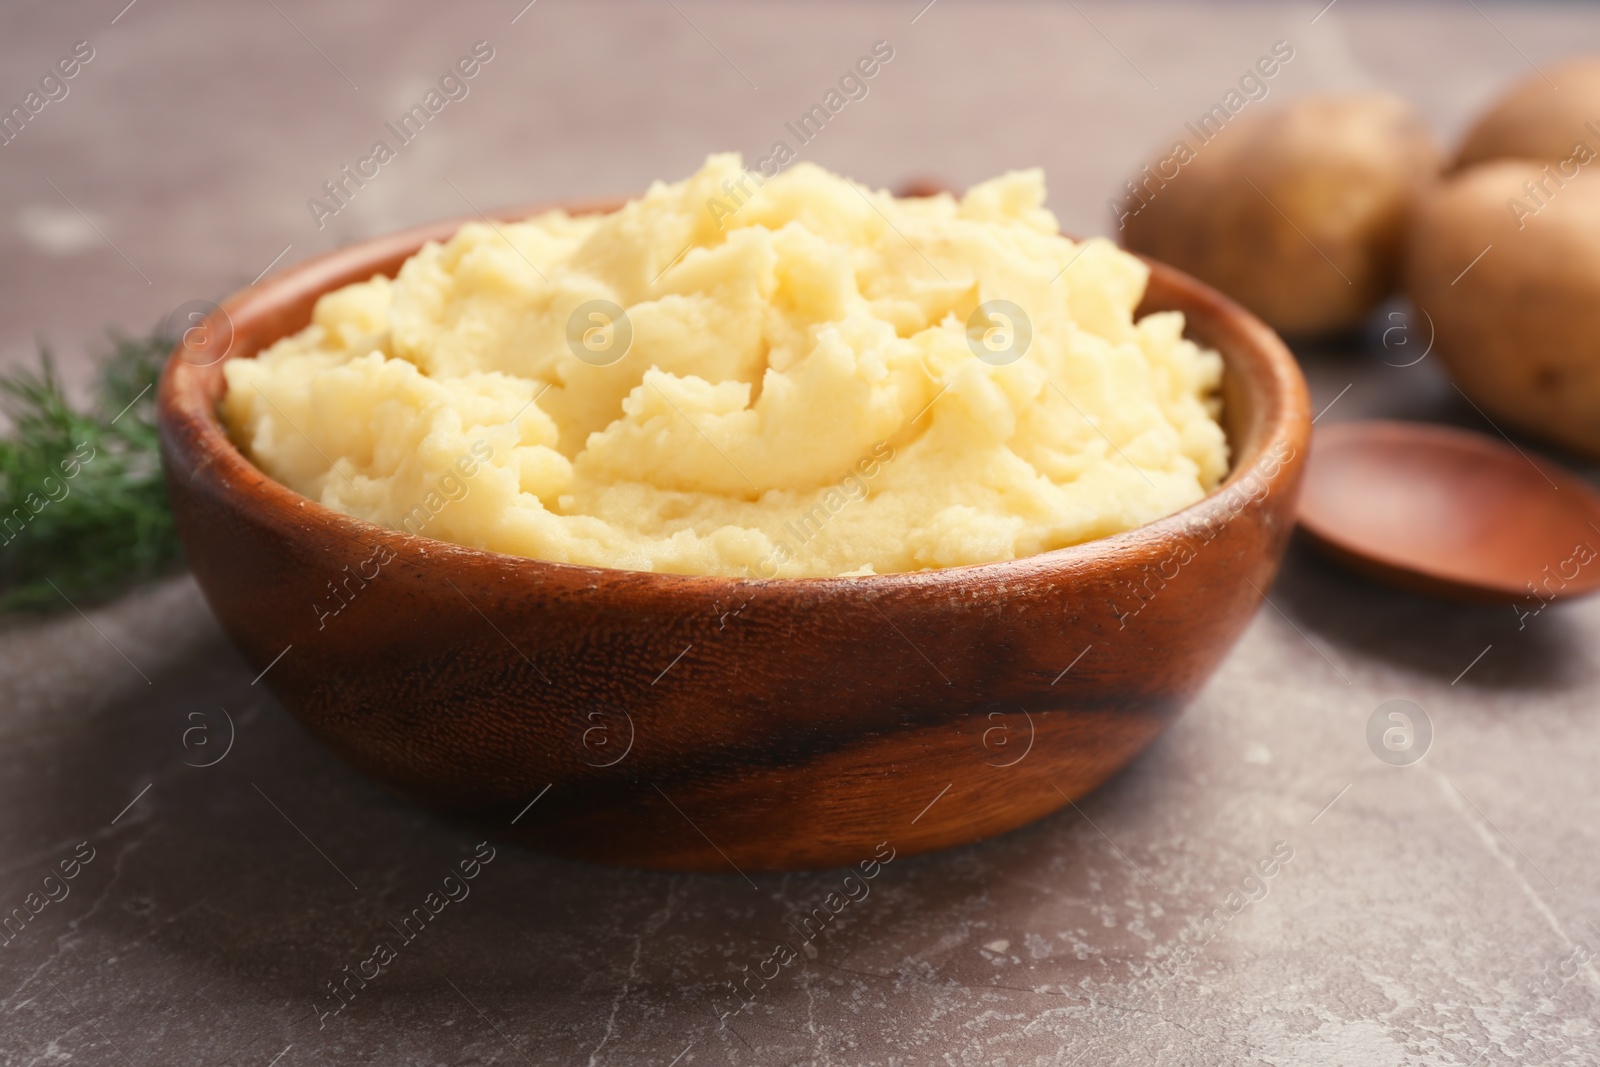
[0,331,184,611]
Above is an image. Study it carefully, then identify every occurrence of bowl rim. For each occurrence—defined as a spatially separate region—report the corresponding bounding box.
[158,200,1311,592]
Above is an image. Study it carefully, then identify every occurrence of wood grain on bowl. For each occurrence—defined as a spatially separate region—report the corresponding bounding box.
[158,204,1310,872]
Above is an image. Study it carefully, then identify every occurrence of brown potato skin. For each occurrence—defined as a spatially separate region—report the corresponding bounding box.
[1406,160,1600,458]
[1455,57,1600,170]
[1122,94,1439,337]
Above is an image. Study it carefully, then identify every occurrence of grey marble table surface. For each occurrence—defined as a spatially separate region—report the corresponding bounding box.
[4,2,1600,1064]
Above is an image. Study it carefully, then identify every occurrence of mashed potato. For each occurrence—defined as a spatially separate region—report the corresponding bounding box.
[222,155,1228,577]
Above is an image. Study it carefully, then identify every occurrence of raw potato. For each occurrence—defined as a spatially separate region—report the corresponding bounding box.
[1406,160,1600,458]
[1123,94,1439,337]
[1455,57,1600,169]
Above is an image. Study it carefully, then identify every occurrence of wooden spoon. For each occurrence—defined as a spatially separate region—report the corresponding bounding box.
[1298,420,1600,603]
[894,178,955,198]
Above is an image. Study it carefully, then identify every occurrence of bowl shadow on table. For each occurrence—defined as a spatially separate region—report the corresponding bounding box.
[1267,534,1584,692]
[36,608,1182,1048]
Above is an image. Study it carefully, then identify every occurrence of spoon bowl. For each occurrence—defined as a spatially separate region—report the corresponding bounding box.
[1298,420,1600,603]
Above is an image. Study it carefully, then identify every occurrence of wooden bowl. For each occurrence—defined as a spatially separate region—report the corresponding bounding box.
[157,206,1310,872]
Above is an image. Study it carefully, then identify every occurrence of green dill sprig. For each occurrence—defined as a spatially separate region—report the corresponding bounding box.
[0,332,184,611]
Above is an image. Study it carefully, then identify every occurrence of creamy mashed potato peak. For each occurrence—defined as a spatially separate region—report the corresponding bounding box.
[223,155,1228,577]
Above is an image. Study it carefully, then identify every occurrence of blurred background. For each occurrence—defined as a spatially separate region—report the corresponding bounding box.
[6,4,1600,1066]
[3,0,1589,389]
